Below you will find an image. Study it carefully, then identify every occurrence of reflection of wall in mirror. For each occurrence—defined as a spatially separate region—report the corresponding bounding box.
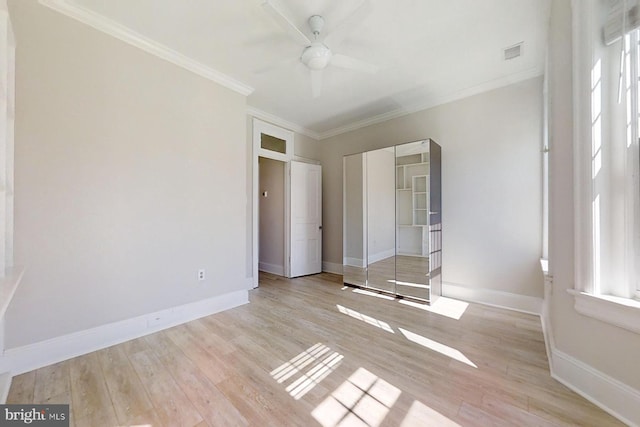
[344,154,365,267]
[366,149,396,263]
[343,154,366,267]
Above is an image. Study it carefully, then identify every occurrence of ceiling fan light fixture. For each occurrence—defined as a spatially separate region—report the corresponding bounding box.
[301,43,332,70]
[261,2,376,97]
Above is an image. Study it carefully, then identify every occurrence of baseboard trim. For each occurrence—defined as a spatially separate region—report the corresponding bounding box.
[1,290,249,376]
[322,261,343,275]
[540,274,555,368]
[258,262,284,276]
[540,273,640,427]
[367,249,395,264]
[343,257,365,268]
[442,282,543,315]
[0,372,10,404]
[550,348,640,427]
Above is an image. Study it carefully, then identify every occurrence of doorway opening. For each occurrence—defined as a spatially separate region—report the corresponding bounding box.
[258,157,286,277]
[252,118,323,288]
[252,119,294,288]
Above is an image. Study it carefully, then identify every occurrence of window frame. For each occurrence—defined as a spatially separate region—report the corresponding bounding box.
[570,0,640,334]
[254,119,294,163]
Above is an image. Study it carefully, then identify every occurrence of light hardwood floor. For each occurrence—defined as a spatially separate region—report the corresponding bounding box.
[8,272,623,426]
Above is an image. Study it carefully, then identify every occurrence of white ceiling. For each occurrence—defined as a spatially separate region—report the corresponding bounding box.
[64,0,552,139]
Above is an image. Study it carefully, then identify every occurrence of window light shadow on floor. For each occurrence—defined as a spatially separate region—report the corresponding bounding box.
[344,283,469,321]
[387,279,429,289]
[398,328,477,368]
[312,367,401,427]
[398,297,469,320]
[312,367,462,427]
[352,288,395,300]
[336,304,394,333]
[400,400,462,427]
[270,343,344,400]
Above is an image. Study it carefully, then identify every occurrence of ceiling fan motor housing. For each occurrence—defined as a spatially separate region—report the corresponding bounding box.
[308,15,325,35]
[301,43,332,70]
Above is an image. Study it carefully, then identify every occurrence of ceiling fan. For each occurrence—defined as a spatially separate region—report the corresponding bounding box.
[261,0,378,98]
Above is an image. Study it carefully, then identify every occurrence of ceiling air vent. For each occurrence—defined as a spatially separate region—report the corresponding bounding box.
[504,42,523,60]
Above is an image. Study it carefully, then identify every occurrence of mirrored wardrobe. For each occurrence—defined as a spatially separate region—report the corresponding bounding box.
[343,139,442,304]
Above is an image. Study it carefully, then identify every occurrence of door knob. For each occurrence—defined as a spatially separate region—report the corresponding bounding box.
[319,225,323,230]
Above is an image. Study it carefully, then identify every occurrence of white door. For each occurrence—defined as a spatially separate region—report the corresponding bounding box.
[290,161,322,277]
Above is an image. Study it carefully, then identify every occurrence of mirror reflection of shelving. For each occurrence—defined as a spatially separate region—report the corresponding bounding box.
[343,138,442,304]
[396,152,429,257]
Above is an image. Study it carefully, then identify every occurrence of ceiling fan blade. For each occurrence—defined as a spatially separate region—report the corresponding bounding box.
[324,0,373,48]
[331,54,379,74]
[262,0,312,47]
[311,69,323,98]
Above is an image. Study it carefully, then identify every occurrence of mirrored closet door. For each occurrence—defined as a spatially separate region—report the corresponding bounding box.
[343,139,442,304]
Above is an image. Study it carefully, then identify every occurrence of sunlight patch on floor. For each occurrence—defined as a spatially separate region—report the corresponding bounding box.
[312,367,401,427]
[337,304,394,333]
[398,297,468,320]
[270,343,331,384]
[400,400,461,426]
[399,328,477,368]
[271,343,344,400]
[352,288,396,300]
[387,279,430,289]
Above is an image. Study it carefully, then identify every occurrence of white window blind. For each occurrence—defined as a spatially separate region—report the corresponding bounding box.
[604,0,640,45]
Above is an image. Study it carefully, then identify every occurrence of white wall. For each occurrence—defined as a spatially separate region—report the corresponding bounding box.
[343,153,365,267]
[319,77,544,299]
[258,157,284,274]
[365,149,396,262]
[294,132,321,161]
[7,0,248,348]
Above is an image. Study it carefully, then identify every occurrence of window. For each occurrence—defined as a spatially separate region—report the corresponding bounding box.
[621,29,640,300]
[254,119,293,162]
[261,133,287,154]
[629,31,640,300]
[570,0,640,334]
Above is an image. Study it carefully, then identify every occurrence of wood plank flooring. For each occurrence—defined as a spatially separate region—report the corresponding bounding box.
[7,272,624,426]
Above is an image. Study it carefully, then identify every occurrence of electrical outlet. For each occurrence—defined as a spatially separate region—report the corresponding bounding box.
[198,269,205,281]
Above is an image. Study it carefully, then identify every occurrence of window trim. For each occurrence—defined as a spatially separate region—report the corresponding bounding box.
[568,289,640,334]
[572,0,595,296]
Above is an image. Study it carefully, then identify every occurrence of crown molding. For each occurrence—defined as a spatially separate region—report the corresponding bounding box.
[38,0,254,96]
[316,66,545,140]
[246,107,321,140]
[247,66,543,141]
[35,0,543,140]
